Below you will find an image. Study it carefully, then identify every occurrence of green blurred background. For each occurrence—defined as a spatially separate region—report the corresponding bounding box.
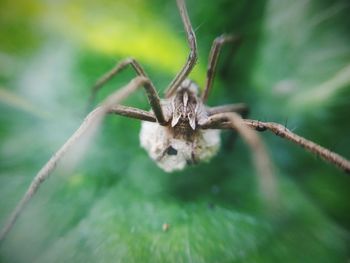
[1,0,350,262]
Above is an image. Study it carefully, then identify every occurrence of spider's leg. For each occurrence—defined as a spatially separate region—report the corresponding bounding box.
[200,112,277,207]
[207,103,249,150]
[108,105,156,122]
[202,35,241,102]
[89,58,166,125]
[0,76,150,244]
[244,120,350,174]
[207,103,249,118]
[165,0,197,98]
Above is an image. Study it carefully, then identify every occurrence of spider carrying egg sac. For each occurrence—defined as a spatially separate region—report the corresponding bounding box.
[140,79,221,172]
[139,118,221,172]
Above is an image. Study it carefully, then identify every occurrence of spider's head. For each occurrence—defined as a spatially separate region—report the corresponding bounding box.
[170,79,201,131]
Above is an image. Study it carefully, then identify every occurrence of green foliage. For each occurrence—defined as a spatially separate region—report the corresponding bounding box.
[1,0,350,262]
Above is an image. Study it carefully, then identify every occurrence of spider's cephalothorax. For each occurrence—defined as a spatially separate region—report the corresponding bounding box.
[140,79,220,172]
[167,79,208,138]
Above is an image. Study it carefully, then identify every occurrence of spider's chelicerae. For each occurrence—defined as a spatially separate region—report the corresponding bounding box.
[1,0,350,243]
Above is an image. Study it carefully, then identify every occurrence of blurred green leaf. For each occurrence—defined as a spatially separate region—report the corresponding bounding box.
[1,0,350,262]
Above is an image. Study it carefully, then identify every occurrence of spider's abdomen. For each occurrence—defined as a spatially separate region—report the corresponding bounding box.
[139,121,220,172]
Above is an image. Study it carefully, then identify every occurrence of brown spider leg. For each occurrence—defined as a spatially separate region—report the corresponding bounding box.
[165,0,197,98]
[199,112,277,207]
[207,103,250,150]
[243,120,350,174]
[207,103,249,118]
[108,105,156,122]
[202,35,241,102]
[0,76,151,244]
[88,58,166,125]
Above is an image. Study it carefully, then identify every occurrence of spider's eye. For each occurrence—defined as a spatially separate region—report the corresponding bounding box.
[166,146,178,155]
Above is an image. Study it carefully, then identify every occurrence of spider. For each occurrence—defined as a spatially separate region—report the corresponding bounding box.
[0,0,349,244]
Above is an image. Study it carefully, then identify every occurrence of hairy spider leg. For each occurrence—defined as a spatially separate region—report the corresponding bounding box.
[0,76,156,243]
[200,112,277,207]
[89,58,166,125]
[165,0,198,97]
[202,35,242,102]
[245,120,350,174]
[200,115,350,174]
[207,103,249,118]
